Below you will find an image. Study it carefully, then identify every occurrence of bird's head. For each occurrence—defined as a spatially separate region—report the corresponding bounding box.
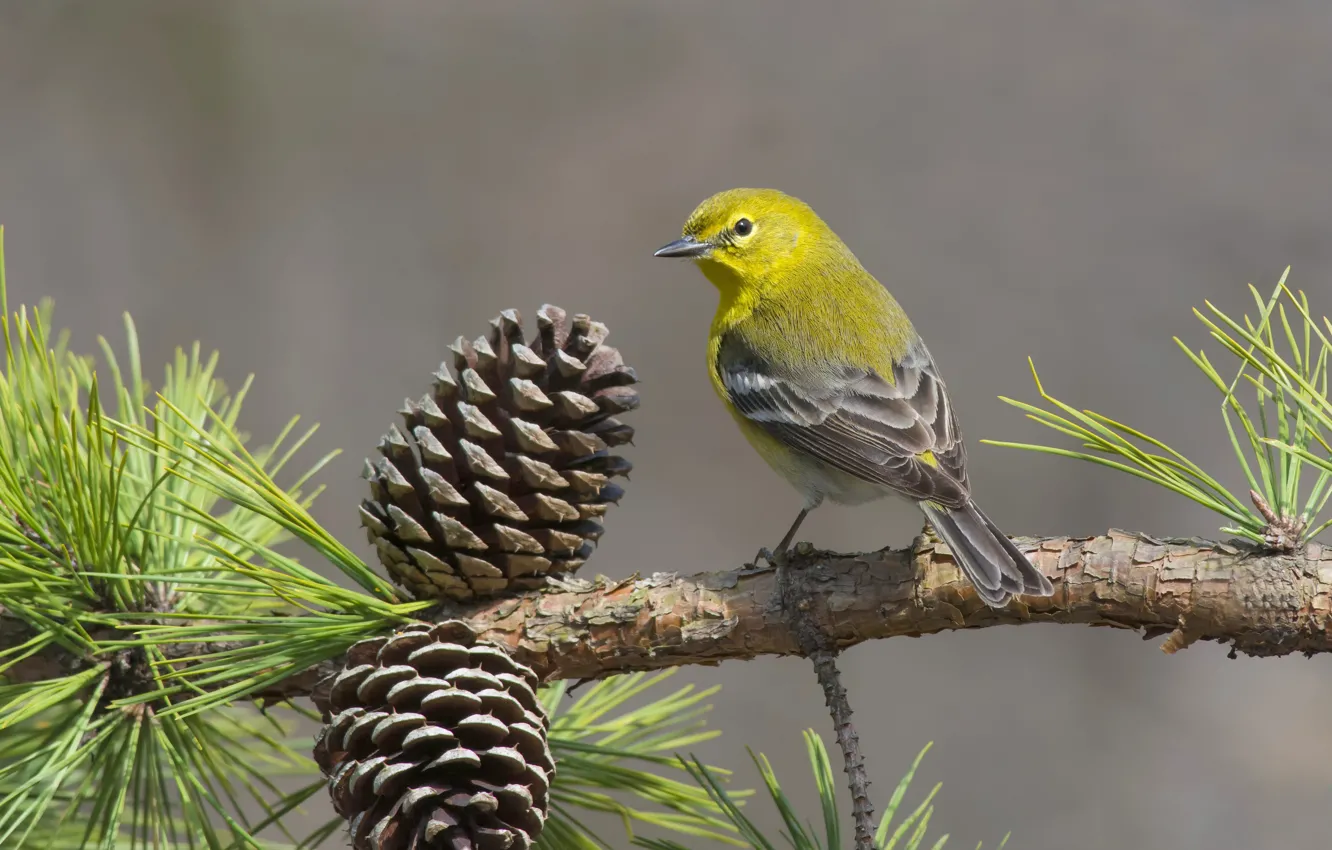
[654,188,838,289]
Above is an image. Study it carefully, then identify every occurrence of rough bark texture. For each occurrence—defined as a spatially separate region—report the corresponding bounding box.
[453,529,1332,683]
[7,531,1332,699]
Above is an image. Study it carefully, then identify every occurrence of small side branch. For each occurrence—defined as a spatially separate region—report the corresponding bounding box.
[809,649,874,849]
[777,555,876,849]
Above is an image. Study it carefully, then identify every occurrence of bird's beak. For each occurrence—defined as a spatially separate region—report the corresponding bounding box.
[653,236,712,259]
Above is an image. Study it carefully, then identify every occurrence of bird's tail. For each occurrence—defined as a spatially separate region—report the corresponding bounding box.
[919,501,1053,608]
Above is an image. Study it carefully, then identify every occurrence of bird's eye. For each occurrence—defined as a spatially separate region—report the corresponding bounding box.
[733,218,753,237]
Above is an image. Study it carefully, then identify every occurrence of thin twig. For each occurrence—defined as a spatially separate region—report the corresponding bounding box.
[777,553,876,850]
[810,648,875,849]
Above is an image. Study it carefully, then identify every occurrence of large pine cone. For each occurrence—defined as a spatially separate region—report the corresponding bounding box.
[314,620,554,850]
[361,305,637,601]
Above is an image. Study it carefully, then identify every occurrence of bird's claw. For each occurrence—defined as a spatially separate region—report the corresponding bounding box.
[749,545,799,570]
[748,547,777,569]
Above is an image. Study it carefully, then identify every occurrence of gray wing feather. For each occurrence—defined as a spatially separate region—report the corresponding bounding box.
[718,333,970,507]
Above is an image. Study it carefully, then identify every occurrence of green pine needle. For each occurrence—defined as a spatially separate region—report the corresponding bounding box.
[539,672,743,849]
[984,269,1332,549]
[0,231,405,848]
[638,733,1000,850]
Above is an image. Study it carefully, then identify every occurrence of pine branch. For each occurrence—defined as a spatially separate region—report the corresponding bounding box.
[8,529,1330,699]
[453,529,1332,680]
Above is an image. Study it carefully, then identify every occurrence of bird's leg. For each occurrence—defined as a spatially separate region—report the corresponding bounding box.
[751,507,810,568]
[773,507,811,563]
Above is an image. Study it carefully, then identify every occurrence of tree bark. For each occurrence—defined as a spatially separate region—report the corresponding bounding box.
[7,530,1332,700]
[448,529,1332,683]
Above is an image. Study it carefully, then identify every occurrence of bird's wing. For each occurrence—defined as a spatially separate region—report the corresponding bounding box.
[717,332,970,507]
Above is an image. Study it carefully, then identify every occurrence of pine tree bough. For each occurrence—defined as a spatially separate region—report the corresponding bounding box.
[6,531,1332,699]
[434,529,1332,684]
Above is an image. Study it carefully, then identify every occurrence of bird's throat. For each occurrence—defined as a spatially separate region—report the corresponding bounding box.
[699,260,762,336]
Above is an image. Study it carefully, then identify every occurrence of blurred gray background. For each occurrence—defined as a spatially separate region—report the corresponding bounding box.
[3,2,1332,848]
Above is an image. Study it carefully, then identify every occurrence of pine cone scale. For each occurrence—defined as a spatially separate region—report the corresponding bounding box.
[318,621,555,850]
[363,305,636,601]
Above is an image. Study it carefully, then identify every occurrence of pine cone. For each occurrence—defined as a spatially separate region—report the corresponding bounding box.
[360,305,637,601]
[314,620,554,850]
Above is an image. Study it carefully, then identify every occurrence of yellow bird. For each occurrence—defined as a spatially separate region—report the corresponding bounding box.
[654,188,1053,607]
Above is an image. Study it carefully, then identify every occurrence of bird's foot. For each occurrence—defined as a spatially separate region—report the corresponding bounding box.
[749,545,794,570]
[748,546,776,569]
